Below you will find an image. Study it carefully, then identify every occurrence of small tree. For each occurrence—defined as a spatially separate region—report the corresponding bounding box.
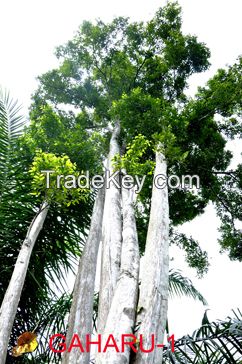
[0,101,104,362]
[0,150,90,363]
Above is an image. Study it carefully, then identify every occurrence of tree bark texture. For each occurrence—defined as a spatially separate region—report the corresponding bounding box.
[96,183,139,364]
[133,150,169,364]
[0,201,49,363]
[97,122,122,334]
[62,188,105,364]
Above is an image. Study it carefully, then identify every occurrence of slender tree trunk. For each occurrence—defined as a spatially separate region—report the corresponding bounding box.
[62,188,105,364]
[133,150,169,364]
[96,182,140,364]
[0,201,49,363]
[97,122,122,334]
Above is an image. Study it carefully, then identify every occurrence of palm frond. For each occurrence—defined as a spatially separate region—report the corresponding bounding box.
[0,87,26,196]
[0,87,25,139]
[163,309,242,364]
[169,269,207,305]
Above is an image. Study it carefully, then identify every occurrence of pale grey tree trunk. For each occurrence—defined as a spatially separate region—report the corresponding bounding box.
[96,183,140,364]
[97,122,122,334]
[0,201,49,363]
[61,187,105,364]
[133,150,169,364]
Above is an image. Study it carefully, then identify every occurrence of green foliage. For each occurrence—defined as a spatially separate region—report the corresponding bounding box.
[11,7,241,363]
[169,269,207,305]
[219,221,242,260]
[29,150,89,206]
[153,128,189,163]
[169,189,207,225]
[215,167,242,260]
[185,58,242,141]
[32,1,227,237]
[111,88,164,140]
[28,1,242,272]
[25,104,105,175]
[0,87,25,139]
[27,293,72,364]
[163,309,242,363]
[1,151,94,362]
[170,230,209,277]
[34,2,210,120]
[0,94,106,363]
[113,134,154,176]
[0,92,95,362]
[0,87,26,195]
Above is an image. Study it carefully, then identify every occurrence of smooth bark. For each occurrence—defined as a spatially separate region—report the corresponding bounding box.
[97,122,122,334]
[133,150,169,364]
[0,201,49,363]
[96,183,140,364]
[62,188,105,364]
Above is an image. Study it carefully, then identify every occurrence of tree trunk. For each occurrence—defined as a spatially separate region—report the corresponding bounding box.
[0,201,49,363]
[96,182,140,364]
[97,122,122,334]
[133,150,169,364]
[62,187,105,364]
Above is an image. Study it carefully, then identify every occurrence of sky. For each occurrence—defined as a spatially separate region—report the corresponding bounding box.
[0,0,242,340]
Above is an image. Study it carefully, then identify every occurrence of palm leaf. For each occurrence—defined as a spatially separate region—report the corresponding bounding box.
[163,309,242,363]
[0,87,26,195]
[0,87,25,139]
[169,269,207,305]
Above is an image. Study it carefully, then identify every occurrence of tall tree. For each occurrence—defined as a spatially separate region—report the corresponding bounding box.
[11,2,242,363]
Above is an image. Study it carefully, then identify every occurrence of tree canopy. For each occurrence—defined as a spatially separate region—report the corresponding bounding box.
[32,1,241,262]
